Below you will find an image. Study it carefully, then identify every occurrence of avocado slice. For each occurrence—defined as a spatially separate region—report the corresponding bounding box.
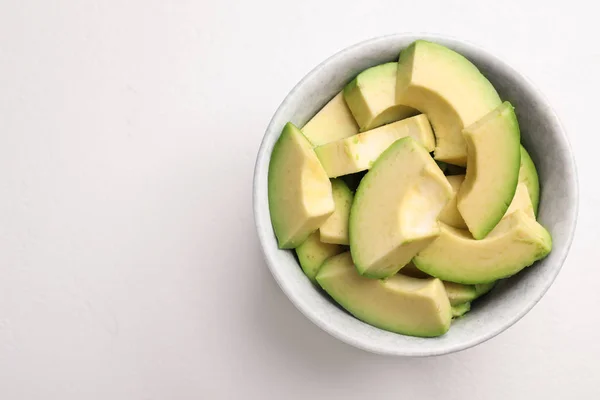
[506,183,535,219]
[316,252,452,338]
[457,102,521,240]
[268,123,335,248]
[443,282,477,306]
[400,266,496,304]
[449,282,496,318]
[320,179,354,245]
[396,40,501,166]
[443,281,496,306]
[314,114,435,178]
[350,137,453,278]
[295,232,345,281]
[344,62,418,131]
[451,302,471,318]
[441,177,532,233]
[438,174,468,229]
[301,92,359,147]
[400,266,495,311]
[475,282,497,297]
[413,210,552,284]
[519,145,540,216]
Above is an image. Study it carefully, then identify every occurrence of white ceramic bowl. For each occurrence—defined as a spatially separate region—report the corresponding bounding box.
[253,34,578,356]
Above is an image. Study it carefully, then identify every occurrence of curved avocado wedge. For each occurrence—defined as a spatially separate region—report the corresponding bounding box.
[413,210,552,284]
[457,102,521,240]
[344,62,418,131]
[314,114,435,178]
[301,92,359,147]
[268,123,335,249]
[319,179,354,245]
[396,40,501,165]
[519,145,540,216]
[295,232,345,282]
[316,252,452,338]
[350,137,453,279]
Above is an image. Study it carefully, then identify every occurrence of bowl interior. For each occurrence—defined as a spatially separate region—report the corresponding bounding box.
[253,34,578,356]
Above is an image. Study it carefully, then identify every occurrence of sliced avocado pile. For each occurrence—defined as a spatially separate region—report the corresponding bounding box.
[267,40,551,338]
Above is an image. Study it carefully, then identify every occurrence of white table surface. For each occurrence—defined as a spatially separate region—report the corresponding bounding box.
[0,1,596,399]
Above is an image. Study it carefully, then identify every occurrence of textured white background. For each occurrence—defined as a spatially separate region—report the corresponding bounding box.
[0,0,596,399]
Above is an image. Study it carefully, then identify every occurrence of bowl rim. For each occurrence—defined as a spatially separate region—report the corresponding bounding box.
[253,33,579,356]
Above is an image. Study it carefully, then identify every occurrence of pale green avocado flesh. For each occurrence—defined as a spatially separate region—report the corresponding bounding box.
[444,281,496,306]
[451,302,471,318]
[519,145,540,216]
[400,266,496,307]
[314,114,435,178]
[443,178,533,233]
[344,62,417,131]
[301,92,359,147]
[438,174,467,229]
[349,137,453,279]
[320,179,354,245]
[396,40,501,166]
[295,232,345,281]
[450,281,496,318]
[413,210,552,284]
[444,282,477,306]
[316,252,452,337]
[506,183,535,219]
[457,101,521,240]
[268,123,335,248]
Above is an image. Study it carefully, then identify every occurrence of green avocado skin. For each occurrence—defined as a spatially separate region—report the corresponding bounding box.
[451,302,471,318]
[446,282,496,319]
[268,123,299,248]
[459,102,521,240]
[444,281,496,306]
[519,145,540,216]
[268,122,333,249]
[295,232,345,282]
